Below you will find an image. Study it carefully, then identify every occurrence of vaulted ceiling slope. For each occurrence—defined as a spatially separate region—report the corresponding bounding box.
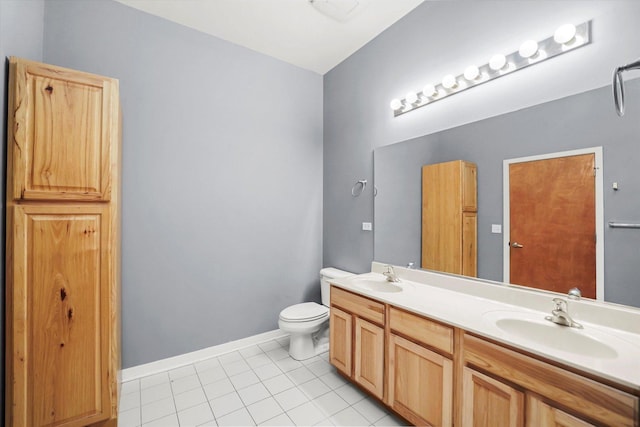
[115,0,425,74]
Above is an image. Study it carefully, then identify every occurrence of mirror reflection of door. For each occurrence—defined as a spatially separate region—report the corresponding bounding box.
[507,151,599,298]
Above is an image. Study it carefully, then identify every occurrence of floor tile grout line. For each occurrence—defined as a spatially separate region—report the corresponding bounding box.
[125,338,395,427]
[193,359,219,426]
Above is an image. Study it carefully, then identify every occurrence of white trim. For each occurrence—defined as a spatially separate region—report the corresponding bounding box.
[121,329,288,382]
[503,147,604,301]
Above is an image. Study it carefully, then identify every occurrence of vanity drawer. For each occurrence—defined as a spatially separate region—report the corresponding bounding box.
[330,286,385,325]
[389,307,453,355]
[463,333,639,427]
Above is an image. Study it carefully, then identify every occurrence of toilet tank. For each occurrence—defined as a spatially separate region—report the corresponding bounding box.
[319,267,354,306]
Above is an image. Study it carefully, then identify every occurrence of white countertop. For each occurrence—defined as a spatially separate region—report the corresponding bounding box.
[329,262,640,391]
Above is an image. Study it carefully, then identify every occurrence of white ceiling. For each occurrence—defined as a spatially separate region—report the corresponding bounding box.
[115,0,425,74]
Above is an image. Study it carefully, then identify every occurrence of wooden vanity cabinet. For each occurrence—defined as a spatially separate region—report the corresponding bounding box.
[462,366,524,427]
[422,160,477,276]
[526,395,595,427]
[329,284,638,427]
[5,57,121,427]
[329,286,385,399]
[329,306,352,376]
[387,308,454,426]
[463,334,638,427]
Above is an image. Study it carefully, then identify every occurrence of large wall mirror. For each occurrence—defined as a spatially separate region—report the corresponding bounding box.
[374,78,640,308]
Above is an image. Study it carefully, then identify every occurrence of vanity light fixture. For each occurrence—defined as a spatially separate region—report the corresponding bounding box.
[390,98,402,111]
[423,83,437,98]
[442,74,458,89]
[518,40,539,59]
[464,65,480,81]
[389,20,591,117]
[554,23,577,44]
[406,91,419,104]
[489,54,507,71]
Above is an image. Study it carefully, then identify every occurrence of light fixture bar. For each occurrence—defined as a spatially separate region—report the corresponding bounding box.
[390,21,591,117]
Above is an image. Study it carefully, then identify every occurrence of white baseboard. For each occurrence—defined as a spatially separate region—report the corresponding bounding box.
[121,329,288,382]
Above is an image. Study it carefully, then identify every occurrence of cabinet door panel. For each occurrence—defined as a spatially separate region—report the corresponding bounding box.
[9,205,111,427]
[9,57,116,201]
[354,317,384,399]
[330,307,352,376]
[462,212,477,277]
[388,334,452,426]
[462,367,524,427]
[527,395,595,427]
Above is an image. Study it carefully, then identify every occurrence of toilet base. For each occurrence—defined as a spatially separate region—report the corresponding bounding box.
[286,322,329,361]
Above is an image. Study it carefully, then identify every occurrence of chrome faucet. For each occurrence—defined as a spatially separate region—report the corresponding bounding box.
[383,265,401,282]
[545,298,582,328]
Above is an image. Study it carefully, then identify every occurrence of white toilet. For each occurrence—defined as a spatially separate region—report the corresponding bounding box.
[278,267,353,360]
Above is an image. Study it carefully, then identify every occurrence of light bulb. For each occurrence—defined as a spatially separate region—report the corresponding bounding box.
[406,92,419,104]
[554,24,576,44]
[464,65,480,81]
[489,54,507,71]
[422,84,437,97]
[390,99,402,111]
[519,40,539,58]
[442,74,458,89]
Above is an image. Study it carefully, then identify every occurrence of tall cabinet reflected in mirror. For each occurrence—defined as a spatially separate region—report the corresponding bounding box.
[421,160,477,276]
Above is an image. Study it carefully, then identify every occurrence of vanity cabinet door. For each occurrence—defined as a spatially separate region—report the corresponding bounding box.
[462,367,524,427]
[526,395,595,427]
[329,306,352,376]
[388,334,453,426]
[353,317,384,400]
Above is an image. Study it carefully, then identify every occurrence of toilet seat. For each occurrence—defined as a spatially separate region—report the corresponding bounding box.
[279,302,329,323]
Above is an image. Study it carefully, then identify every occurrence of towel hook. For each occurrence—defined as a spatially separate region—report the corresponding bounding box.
[351,180,367,197]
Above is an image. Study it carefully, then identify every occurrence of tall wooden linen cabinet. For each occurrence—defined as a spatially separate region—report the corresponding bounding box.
[5,57,121,427]
[421,160,477,276]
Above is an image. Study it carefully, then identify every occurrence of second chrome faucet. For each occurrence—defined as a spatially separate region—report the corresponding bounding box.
[383,265,401,282]
[545,297,582,329]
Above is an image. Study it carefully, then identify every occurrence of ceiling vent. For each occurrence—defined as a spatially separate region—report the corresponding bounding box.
[309,0,363,22]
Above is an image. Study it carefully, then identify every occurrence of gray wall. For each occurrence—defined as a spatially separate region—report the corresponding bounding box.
[374,79,640,307]
[40,0,323,368]
[323,0,640,274]
[1,0,46,419]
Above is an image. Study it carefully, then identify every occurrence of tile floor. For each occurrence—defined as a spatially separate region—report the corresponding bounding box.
[119,336,410,426]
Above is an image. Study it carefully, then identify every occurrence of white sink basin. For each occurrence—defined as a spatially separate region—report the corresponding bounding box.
[352,278,403,293]
[346,273,412,293]
[483,310,622,359]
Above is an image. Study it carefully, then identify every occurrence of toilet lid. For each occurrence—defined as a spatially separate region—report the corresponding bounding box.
[280,302,329,322]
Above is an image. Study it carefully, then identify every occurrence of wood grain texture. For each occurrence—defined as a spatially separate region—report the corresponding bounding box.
[526,394,595,427]
[330,286,384,325]
[9,57,114,202]
[388,334,453,426]
[462,212,477,277]
[464,334,638,426]
[6,57,120,427]
[388,306,453,355]
[354,318,385,400]
[509,154,596,297]
[422,160,477,276]
[462,366,524,427]
[329,306,352,377]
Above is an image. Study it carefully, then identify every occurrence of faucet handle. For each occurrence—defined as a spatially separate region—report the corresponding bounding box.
[568,287,582,300]
[552,298,567,311]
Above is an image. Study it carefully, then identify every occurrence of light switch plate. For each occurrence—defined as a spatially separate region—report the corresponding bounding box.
[362,222,372,231]
[491,224,502,234]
